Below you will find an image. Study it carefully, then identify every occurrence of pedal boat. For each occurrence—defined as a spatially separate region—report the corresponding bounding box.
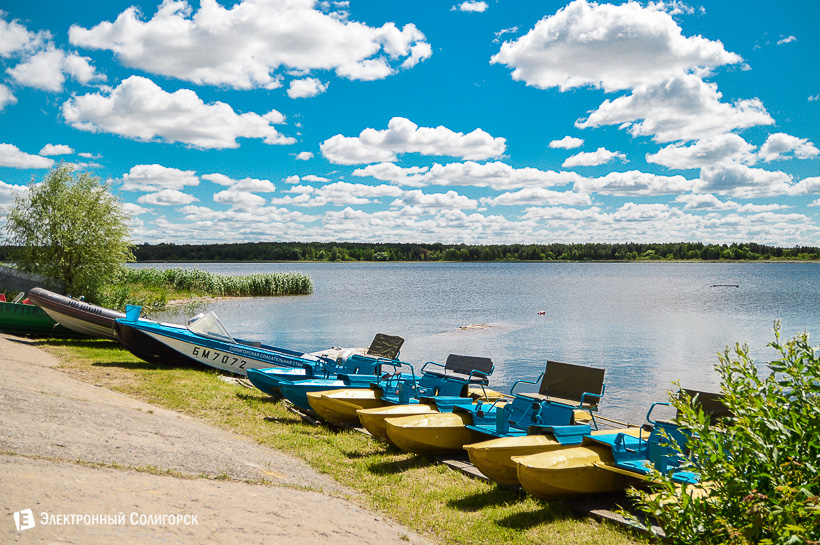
[384,360,606,455]
[465,426,646,488]
[357,403,440,443]
[386,412,486,454]
[309,354,499,426]
[247,333,403,397]
[513,443,642,499]
[307,389,392,425]
[513,390,728,499]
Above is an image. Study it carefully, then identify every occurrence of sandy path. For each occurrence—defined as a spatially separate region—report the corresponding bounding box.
[0,334,429,544]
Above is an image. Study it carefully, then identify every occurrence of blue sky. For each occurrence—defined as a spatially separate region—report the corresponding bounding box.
[1,0,819,245]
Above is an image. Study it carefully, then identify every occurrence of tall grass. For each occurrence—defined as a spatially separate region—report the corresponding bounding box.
[97,267,312,310]
[126,268,313,297]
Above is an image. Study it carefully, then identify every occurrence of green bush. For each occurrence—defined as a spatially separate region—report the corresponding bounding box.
[632,323,820,544]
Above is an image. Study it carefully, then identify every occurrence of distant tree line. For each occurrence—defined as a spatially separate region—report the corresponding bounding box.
[120,241,820,262]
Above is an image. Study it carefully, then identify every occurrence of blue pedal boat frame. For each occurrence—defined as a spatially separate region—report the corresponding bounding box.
[586,389,728,484]
[460,360,606,446]
[279,353,496,414]
[376,354,496,411]
[247,333,405,396]
[276,358,412,412]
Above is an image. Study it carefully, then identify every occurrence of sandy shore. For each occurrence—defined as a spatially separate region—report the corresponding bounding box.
[0,334,429,544]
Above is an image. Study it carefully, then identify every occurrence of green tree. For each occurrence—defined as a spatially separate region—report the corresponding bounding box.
[632,323,820,544]
[5,165,135,300]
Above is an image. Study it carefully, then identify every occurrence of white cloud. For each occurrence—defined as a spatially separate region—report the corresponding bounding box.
[672,193,786,212]
[391,189,478,210]
[69,0,431,89]
[7,47,65,92]
[757,133,819,162]
[549,136,584,149]
[317,206,526,244]
[0,84,16,110]
[736,203,788,213]
[354,160,584,190]
[62,76,295,149]
[400,42,433,70]
[0,16,48,57]
[491,0,741,92]
[202,173,275,192]
[39,144,74,156]
[63,52,105,85]
[321,117,506,164]
[302,175,331,183]
[777,35,796,45]
[177,204,314,225]
[786,177,820,196]
[137,189,199,206]
[562,147,626,167]
[574,170,695,196]
[453,2,488,13]
[213,188,267,207]
[612,202,683,222]
[120,164,200,192]
[295,151,314,160]
[480,187,592,207]
[271,181,403,207]
[646,133,756,169]
[283,174,331,185]
[0,143,55,169]
[697,163,793,198]
[493,27,519,44]
[521,206,604,222]
[674,193,737,210]
[122,202,153,216]
[287,77,328,98]
[0,180,27,204]
[577,74,774,143]
[6,47,104,92]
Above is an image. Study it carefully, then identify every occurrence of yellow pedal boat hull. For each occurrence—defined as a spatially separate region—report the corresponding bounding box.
[385,412,486,454]
[513,444,643,500]
[464,427,648,488]
[307,389,386,425]
[464,435,563,487]
[357,404,438,443]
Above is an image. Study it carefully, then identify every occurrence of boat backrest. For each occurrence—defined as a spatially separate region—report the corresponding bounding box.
[444,354,494,376]
[539,360,606,407]
[339,353,382,375]
[366,333,404,360]
[677,389,730,424]
[417,354,494,388]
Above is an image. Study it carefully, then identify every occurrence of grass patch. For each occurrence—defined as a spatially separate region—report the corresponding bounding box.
[41,338,647,545]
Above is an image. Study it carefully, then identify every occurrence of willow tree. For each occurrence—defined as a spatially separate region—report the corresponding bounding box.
[5,164,134,300]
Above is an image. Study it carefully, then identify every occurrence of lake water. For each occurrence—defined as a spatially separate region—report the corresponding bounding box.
[134,261,820,424]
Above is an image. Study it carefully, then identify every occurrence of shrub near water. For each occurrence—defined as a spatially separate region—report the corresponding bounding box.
[632,323,820,544]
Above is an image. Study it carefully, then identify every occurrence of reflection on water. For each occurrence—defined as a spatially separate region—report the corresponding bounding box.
[131,261,820,424]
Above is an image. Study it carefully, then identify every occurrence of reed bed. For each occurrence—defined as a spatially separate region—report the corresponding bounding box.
[126,268,313,297]
[97,267,312,310]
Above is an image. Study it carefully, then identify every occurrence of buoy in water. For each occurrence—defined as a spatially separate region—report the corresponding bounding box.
[537,310,546,315]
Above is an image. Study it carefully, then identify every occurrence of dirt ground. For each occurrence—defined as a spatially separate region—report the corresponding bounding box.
[0,333,430,544]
